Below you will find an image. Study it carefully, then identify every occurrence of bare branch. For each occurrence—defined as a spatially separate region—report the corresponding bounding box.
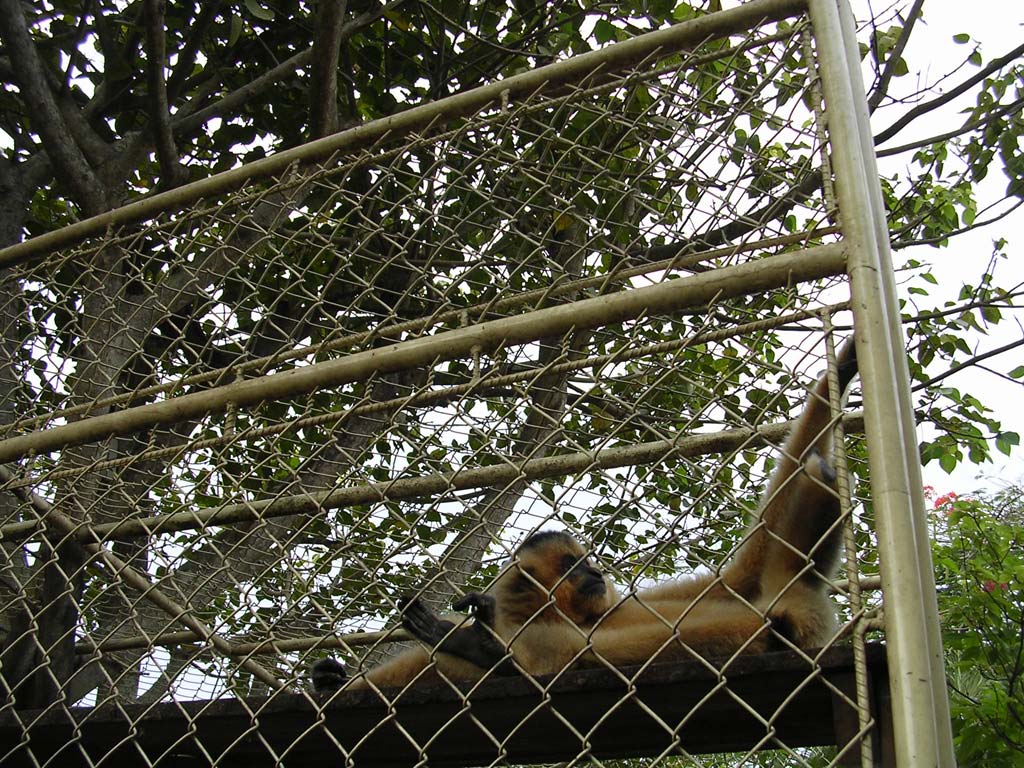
[877,95,1024,158]
[866,0,924,113]
[171,3,392,140]
[169,48,313,138]
[635,170,824,263]
[166,1,223,99]
[892,198,1024,250]
[875,40,1024,146]
[913,337,1024,391]
[906,289,1024,326]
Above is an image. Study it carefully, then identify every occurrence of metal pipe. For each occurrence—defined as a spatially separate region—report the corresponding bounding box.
[0,244,846,465]
[8,227,837,434]
[832,5,956,762]
[3,301,850,491]
[0,0,806,269]
[0,411,866,543]
[806,0,954,764]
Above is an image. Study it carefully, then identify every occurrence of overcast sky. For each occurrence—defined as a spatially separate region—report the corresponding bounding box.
[860,3,1024,493]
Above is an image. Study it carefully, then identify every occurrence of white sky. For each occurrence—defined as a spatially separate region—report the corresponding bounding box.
[859,3,1024,494]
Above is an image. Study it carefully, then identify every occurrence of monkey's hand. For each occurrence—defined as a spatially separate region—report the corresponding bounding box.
[310,657,348,694]
[399,596,457,647]
[452,592,497,628]
[400,595,516,676]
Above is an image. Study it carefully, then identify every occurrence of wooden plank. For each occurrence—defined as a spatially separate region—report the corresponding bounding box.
[0,644,887,767]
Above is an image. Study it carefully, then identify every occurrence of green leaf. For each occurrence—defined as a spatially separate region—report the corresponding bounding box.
[1009,365,1024,379]
[939,451,958,473]
[593,20,617,44]
[244,0,275,21]
[953,33,970,44]
[995,432,1019,456]
[228,13,243,47]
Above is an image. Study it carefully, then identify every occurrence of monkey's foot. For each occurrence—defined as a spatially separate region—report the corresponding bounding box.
[310,657,348,693]
[805,448,837,484]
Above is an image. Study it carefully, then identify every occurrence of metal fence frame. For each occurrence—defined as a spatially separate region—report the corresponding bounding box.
[808,1,954,763]
[0,1,955,765]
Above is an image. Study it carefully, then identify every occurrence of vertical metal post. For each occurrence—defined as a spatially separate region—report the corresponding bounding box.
[807,0,956,765]
[832,3,958,764]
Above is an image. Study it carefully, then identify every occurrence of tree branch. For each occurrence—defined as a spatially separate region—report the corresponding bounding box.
[143,0,185,190]
[166,1,223,99]
[170,49,313,138]
[633,169,823,263]
[892,198,1024,250]
[866,0,924,113]
[0,0,107,214]
[913,337,1024,391]
[309,0,349,138]
[171,3,392,140]
[875,40,1024,146]
[877,94,1024,158]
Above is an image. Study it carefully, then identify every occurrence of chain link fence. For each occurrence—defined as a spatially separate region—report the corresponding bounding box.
[0,1,937,765]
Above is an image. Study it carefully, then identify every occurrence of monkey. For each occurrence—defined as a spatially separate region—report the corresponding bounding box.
[312,337,857,692]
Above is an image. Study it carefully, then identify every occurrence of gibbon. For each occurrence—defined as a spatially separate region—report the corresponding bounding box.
[312,338,858,692]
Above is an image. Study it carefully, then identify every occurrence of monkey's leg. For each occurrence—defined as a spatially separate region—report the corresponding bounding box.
[311,648,435,691]
[589,602,778,666]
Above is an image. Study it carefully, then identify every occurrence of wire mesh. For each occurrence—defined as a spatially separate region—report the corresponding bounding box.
[0,6,891,767]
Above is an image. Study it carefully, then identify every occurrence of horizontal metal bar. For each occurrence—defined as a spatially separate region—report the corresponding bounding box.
[2,409,864,544]
[75,572,881,656]
[4,300,850,491]
[9,227,836,434]
[0,243,845,465]
[0,0,806,269]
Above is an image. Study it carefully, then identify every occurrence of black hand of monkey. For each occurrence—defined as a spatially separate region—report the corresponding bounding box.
[399,595,457,646]
[836,337,858,391]
[452,592,497,627]
[399,594,517,676]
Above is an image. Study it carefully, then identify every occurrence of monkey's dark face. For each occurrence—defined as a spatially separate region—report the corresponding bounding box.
[501,531,612,626]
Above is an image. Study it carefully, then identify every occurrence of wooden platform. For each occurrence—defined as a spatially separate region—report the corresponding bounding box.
[0,644,891,767]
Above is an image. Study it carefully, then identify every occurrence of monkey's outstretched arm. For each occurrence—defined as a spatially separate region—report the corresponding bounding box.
[401,594,517,675]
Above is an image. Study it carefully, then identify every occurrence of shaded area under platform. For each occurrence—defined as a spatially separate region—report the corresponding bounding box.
[0,643,891,767]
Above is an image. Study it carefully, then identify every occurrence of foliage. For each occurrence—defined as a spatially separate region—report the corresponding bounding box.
[928,486,1024,766]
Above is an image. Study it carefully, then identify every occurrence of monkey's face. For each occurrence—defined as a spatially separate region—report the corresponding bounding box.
[503,532,613,626]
